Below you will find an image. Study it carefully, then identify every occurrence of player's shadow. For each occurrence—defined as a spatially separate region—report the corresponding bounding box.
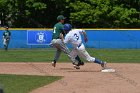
[67,70,100,73]
[59,68,75,70]
[59,68,100,72]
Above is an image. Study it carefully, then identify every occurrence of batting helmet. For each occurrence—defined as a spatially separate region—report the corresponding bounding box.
[63,23,72,32]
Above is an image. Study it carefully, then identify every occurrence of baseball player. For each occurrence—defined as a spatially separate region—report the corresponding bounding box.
[63,23,107,70]
[51,15,84,69]
[3,27,11,50]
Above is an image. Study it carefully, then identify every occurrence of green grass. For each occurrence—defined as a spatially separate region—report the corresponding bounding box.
[88,49,140,63]
[0,48,140,63]
[0,74,62,93]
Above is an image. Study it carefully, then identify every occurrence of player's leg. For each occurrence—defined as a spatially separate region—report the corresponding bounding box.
[3,38,7,50]
[75,55,84,66]
[58,40,75,62]
[77,44,106,69]
[70,48,84,66]
[5,39,10,50]
[58,40,80,69]
[52,49,61,67]
[51,39,62,67]
[70,49,82,69]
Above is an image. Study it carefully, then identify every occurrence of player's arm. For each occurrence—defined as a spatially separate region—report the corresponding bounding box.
[59,33,64,41]
[82,30,88,43]
[59,26,65,41]
[2,33,5,41]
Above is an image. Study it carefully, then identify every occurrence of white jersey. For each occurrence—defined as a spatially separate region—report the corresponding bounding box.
[64,29,96,62]
[64,29,84,48]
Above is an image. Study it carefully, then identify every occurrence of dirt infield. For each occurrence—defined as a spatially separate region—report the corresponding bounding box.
[0,62,140,93]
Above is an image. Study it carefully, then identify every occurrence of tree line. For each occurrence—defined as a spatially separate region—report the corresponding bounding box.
[0,0,140,28]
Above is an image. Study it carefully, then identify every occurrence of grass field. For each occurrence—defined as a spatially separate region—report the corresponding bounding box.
[0,48,140,63]
[0,74,62,93]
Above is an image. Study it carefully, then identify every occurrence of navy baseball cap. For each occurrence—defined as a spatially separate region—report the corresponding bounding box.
[57,15,66,21]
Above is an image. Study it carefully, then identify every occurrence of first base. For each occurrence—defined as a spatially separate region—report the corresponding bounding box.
[101,68,115,73]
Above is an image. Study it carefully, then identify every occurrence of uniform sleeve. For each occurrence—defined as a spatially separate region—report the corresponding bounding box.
[79,29,85,34]
[3,32,5,37]
[74,29,85,34]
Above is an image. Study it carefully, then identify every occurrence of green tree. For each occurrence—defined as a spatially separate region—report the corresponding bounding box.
[0,0,139,28]
[68,0,140,28]
[0,0,47,27]
[14,0,47,27]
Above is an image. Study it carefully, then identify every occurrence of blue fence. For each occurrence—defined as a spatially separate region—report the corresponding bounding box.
[0,29,52,48]
[86,29,140,49]
[0,29,140,49]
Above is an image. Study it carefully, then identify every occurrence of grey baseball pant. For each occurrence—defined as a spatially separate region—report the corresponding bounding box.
[51,39,76,63]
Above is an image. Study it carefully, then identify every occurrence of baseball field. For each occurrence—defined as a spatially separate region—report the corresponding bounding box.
[0,48,140,93]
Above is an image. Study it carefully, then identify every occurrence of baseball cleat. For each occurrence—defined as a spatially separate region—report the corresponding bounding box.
[73,62,80,69]
[77,62,84,66]
[79,61,84,66]
[101,61,107,70]
[52,61,56,67]
[73,65,80,69]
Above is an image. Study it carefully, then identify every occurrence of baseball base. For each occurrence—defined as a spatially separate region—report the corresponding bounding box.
[101,68,115,72]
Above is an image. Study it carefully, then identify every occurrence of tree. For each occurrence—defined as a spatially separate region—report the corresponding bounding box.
[0,0,139,28]
[0,0,47,27]
[68,0,140,28]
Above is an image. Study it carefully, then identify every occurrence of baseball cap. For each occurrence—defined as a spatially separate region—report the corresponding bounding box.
[5,26,9,29]
[57,15,66,21]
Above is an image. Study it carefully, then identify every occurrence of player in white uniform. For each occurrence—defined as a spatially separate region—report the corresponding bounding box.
[63,23,107,70]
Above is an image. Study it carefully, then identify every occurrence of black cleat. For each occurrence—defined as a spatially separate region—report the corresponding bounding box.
[52,60,56,67]
[73,65,80,69]
[101,61,107,70]
[80,61,84,66]
[73,62,80,69]
[77,61,84,66]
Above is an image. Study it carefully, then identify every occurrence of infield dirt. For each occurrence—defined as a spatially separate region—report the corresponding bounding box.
[0,62,139,93]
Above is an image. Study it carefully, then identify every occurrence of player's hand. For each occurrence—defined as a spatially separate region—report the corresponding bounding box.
[84,37,88,43]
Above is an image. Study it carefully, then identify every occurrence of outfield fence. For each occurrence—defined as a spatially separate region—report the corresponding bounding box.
[0,28,140,49]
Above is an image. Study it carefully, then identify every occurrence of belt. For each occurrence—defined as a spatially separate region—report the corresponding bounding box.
[77,43,82,48]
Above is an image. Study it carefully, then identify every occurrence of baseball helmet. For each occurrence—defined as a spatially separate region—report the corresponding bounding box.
[63,23,72,32]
